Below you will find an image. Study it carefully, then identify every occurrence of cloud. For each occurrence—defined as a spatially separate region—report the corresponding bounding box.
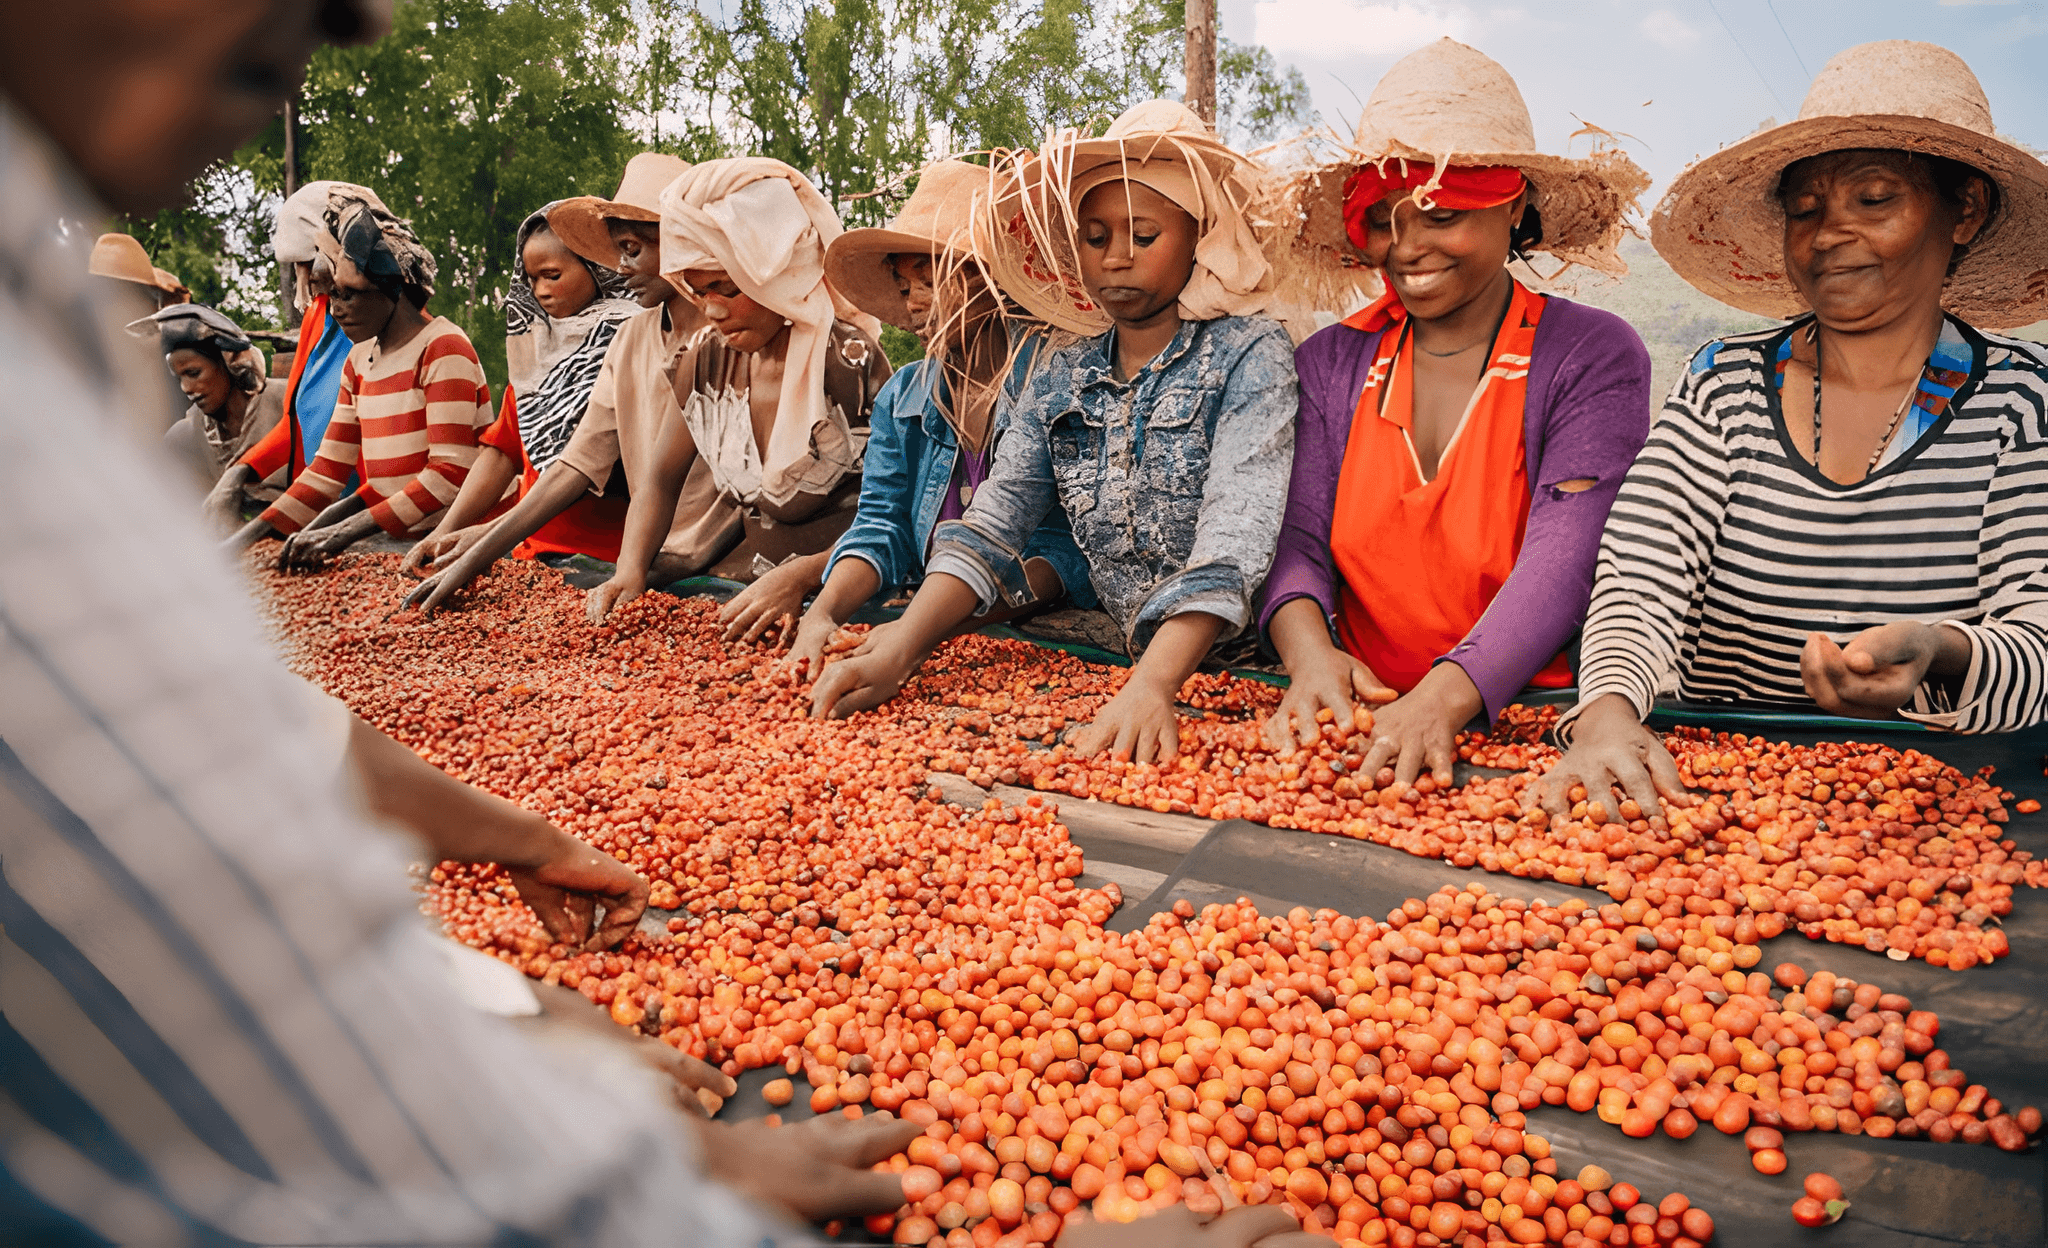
[1639,9,1698,48]
[1251,0,1474,63]
[1938,0,2017,6]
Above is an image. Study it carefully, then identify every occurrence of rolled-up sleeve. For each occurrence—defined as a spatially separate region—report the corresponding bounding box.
[1130,322,1298,646]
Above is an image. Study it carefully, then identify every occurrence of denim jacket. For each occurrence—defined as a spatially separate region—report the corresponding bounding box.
[926,315,1298,653]
[824,351,1096,606]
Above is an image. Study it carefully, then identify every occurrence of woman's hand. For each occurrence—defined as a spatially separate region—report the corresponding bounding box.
[1069,673,1184,766]
[809,624,922,718]
[718,556,820,647]
[1534,693,1691,824]
[402,524,486,578]
[1354,663,1485,790]
[503,825,650,952]
[1802,624,1970,719]
[778,609,841,681]
[585,572,647,625]
[691,1113,927,1223]
[1264,641,1395,752]
[276,516,369,573]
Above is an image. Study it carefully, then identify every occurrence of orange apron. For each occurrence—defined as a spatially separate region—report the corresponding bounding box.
[1328,281,1574,694]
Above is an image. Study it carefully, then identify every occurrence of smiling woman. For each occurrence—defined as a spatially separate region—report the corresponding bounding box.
[1258,38,1655,791]
[1545,40,2048,822]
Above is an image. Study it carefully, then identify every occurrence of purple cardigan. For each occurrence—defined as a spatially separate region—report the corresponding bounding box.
[1257,295,1652,722]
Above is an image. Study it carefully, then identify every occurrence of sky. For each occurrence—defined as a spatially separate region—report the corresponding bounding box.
[1219,0,2048,200]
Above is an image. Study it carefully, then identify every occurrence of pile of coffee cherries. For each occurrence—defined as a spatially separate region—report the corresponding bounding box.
[255,555,2042,1248]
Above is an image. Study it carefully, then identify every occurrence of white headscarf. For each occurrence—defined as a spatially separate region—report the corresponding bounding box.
[658,158,865,508]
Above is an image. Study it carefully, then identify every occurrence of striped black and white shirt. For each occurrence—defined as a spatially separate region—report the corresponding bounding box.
[1569,314,2048,736]
[0,98,792,1246]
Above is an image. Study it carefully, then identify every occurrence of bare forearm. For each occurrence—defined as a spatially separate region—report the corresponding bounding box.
[875,573,984,664]
[616,423,700,583]
[306,492,368,532]
[346,715,557,867]
[1126,612,1224,698]
[429,447,518,538]
[460,463,593,569]
[806,558,883,630]
[1268,596,1337,673]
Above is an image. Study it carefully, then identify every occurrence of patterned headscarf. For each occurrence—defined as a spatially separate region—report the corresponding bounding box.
[320,192,437,307]
[505,204,639,472]
[130,303,269,396]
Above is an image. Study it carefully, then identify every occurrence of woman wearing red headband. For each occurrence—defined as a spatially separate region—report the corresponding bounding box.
[1260,39,1654,789]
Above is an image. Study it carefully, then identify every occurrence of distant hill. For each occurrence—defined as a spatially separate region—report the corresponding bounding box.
[1532,236,2048,413]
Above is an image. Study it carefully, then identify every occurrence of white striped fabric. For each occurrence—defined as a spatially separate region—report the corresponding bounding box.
[1570,317,2048,737]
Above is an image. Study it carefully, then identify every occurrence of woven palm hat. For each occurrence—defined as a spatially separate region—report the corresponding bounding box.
[1652,40,2048,328]
[1282,39,1648,280]
[548,153,693,268]
[826,160,992,330]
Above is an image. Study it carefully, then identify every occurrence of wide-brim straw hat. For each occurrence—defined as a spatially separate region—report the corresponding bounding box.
[826,159,991,330]
[1652,40,2048,329]
[1281,38,1648,281]
[549,153,693,268]
[975,100,1270,336]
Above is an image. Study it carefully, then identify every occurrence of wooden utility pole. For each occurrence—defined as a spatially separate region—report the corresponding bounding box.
[279,96,303,329]
[1184,0,1216,127]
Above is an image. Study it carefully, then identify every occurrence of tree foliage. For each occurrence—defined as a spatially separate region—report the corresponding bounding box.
[132,0,1310,385]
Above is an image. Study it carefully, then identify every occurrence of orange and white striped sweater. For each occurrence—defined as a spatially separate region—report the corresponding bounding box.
[260,317,493,536]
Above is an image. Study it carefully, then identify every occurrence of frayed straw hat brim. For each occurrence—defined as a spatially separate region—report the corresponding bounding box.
[1652,114,2048,327]
[825,228,970,332]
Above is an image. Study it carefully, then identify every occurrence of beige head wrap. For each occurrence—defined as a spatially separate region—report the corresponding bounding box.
[659,158,864,508]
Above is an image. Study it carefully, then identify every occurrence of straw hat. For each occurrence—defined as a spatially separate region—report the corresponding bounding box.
[976,100,1273,335]
[548,153,693,268]
[1652,40,2048,328]
[1282,39,1648,280]
[826,160,993,331]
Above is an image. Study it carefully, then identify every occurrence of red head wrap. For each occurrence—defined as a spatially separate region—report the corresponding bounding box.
[1341,162,1527,250]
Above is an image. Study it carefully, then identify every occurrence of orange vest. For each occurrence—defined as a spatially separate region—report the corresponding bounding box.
[1328,281,1574,693]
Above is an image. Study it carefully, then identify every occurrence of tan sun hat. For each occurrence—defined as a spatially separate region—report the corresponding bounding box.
[975,100,1278,336]
[89,233,160,287]
[826,160,991,330]
[1281,38,1648,280]
[548,153,693,268]
[1652,40,2048,329]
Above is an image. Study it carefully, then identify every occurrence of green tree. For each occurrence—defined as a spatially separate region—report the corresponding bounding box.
[298,0,647,382]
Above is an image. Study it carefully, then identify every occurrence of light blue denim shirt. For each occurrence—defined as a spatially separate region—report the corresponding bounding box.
[927,315,1298,653]
[824,351,1097,607]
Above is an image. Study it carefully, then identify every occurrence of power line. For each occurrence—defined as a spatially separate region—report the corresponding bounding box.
[1767,0,1811,81]
[1706,0,1790,116]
